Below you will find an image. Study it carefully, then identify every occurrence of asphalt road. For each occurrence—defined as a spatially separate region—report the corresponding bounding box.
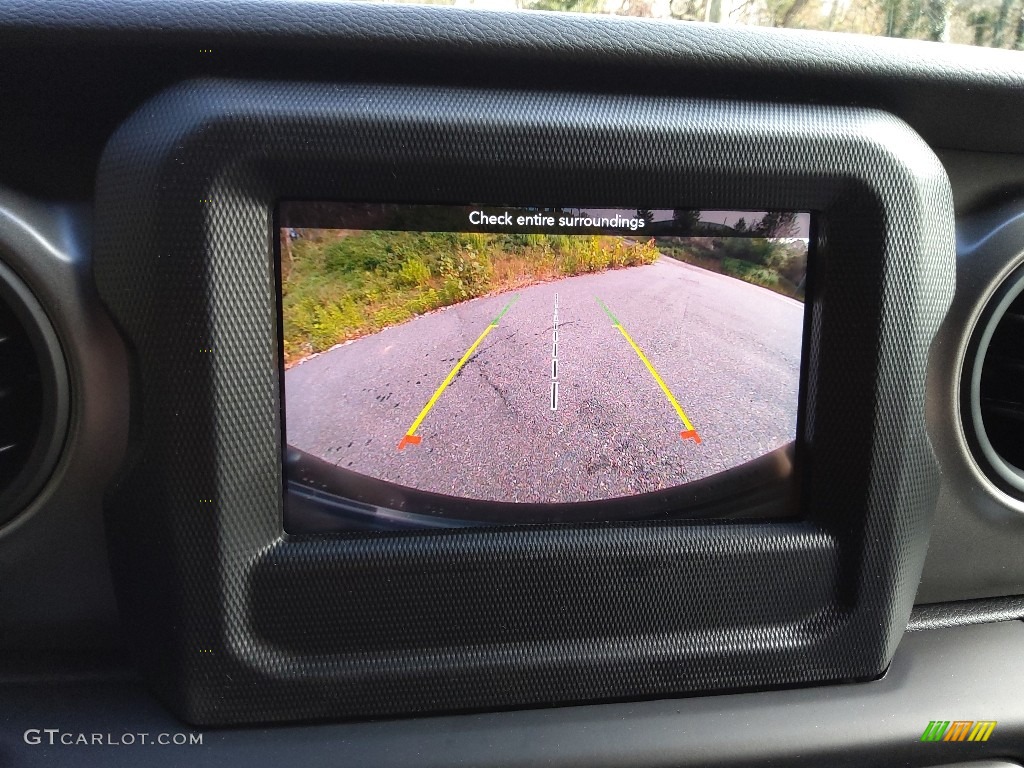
[285,257,804,504]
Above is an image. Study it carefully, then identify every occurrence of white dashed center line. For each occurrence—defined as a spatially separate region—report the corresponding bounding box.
[550,293,559,411]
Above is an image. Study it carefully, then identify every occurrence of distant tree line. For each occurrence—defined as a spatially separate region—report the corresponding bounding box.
[654,211,808,299]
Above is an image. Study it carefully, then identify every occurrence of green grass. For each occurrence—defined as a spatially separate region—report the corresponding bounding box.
[281,230,659,365]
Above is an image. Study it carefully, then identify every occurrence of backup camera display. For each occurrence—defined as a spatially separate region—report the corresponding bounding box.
[279,203,810,530]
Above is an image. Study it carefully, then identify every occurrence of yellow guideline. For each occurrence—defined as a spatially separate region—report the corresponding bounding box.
[596,296,700,444]
[398,295,518,449]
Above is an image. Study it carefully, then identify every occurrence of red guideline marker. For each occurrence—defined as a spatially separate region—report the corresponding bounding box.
[680,429,702,444]
[397,434,422,450]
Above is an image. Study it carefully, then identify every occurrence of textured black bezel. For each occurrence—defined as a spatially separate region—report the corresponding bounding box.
[94,80,954,725]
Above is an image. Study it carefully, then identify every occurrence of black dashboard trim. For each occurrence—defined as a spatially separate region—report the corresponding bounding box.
[908,595,1024,631]
[0,3,1021,762]
[92,78,953,725]
[2,621,1022,766]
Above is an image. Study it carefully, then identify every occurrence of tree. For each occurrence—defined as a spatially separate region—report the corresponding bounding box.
[667,0,713,20]
[753,211,799,238]
[615,0,657,15]
[522,0,604,11]
[525,0,1024,51]
[672,209,701,233]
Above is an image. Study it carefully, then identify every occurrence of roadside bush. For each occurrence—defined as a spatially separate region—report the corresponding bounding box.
[394,257,432,288]
[583,238,612,272]
[547,234,573,254]
[284,230,665,366]
[406,288,443,315]
[721,257,780,288]
[324,233,387,274]
[438,249,492,299]
[630,239,660,266]
[557,246,580,274]
[373,305,413,327]
[286,296,367,353]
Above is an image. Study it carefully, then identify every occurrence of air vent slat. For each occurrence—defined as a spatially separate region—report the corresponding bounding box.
[970,267,1024,496]
[978,362,1024,382]
[0,292,41,490]
[980,401,1024,424]
[0,261,67,521]
[995,310,1024,329]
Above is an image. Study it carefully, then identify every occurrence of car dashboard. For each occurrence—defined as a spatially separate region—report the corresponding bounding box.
[2,1,1024,765]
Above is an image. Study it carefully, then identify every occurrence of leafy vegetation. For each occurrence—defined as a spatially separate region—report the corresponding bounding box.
[281,230,659,365]
[654,213,808,299]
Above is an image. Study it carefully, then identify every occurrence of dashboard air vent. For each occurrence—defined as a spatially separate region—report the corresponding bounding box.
[967,263,1024,499]
[0,261,68,522]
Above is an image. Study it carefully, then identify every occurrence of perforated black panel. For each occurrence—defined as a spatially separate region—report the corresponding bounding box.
[93,81,954,725]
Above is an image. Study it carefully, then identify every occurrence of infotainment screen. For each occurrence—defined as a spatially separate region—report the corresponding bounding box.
[278,203,811,531]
